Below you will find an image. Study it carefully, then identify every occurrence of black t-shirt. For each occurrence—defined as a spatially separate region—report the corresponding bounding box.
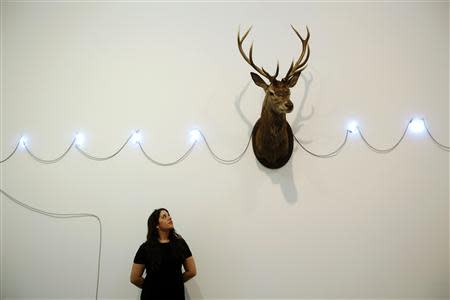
[133,238,192,300]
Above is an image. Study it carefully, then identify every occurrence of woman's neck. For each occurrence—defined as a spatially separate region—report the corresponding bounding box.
[158,230,170,242]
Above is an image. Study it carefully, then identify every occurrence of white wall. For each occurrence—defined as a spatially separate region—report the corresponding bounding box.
[0,1,448,299]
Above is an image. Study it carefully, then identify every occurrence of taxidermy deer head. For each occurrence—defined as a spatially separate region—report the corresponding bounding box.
[237,25,310,169]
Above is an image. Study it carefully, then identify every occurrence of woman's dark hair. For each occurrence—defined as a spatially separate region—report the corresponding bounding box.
[146,208,179,243]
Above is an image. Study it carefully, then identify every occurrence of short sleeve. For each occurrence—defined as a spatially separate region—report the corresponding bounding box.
[179,238,192,260]
[133,243,147,264]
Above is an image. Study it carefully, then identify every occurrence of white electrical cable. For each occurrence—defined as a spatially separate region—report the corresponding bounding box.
[138,141,198,166]
[294,130,350,158]
[0,189,102,300]
[198,130,252,164]
[25,139,76,164]
[358,122,410,154]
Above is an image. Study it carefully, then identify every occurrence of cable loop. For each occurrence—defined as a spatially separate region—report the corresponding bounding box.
[199,130,252,164]
[138,141,197,166]
[76,134,133,161]
[25,139,76,164]
[423,119,449,151]
[358,123,409,153]
[294,130,349,158]
[0,188,102,300]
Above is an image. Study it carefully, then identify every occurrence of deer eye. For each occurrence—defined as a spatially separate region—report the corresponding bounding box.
[269,91,275,96]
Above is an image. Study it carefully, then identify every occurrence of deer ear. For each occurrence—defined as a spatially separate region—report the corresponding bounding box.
[250,72,268,89]
[287,71,301,88]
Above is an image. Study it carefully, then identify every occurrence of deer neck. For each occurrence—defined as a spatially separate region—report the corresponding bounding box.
[260,98,287,134]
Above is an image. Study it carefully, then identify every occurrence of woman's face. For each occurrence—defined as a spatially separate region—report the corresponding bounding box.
[158,210,174,231]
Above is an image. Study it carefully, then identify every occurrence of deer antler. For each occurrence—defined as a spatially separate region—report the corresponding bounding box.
[283,25,310,82]
[238,26,279,82]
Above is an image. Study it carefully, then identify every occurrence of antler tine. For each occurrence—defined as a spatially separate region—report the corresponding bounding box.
[238,25,253,42]
[274,61,280,78]
[262,61,279,80]
[238,26,277,81]
[284,60,294,81]
[291,25,310,66]
[284,25,311,80]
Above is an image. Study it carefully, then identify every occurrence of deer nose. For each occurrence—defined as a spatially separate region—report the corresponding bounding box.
[285,101,293,111]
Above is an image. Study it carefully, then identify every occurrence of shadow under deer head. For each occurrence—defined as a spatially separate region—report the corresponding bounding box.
[237,25,311,169]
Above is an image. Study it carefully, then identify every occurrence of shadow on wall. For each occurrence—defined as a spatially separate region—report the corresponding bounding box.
[257,157,298,204]
[235,72,315,204]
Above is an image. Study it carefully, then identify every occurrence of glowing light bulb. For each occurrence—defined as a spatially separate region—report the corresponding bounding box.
[19,136,28,147]
[189,129,201,143]
[409,118,425,134]
[131,130,142,144]
[75,132,85,147]
[347,121,359,133]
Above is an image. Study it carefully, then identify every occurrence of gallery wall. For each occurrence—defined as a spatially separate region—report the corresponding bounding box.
[1,1,449,299]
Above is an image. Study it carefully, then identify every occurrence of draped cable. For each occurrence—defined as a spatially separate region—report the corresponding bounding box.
[0,140,19,163]
[76,134,133,161]
[294,130,350,158]
[138,141,197,166]
[0,188,102,300]
[423,118,450,151]
[199,130,252,164]
[25,139,76,164]
[358,122,410,154]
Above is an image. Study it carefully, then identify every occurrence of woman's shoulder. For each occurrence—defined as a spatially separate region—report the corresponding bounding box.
[138,240,152,250]
[137,240,159,254]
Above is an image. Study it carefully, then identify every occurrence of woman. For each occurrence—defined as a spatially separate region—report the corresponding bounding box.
[130,208,197,299]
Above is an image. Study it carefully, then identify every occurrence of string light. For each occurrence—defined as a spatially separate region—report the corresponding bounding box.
[75,132,85,147]
[20,135,27,148]
[0,118,448,165]
[347,121,359,134]
[131,130,142,144]
[408,118,425,134]
[189,129,202,143]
